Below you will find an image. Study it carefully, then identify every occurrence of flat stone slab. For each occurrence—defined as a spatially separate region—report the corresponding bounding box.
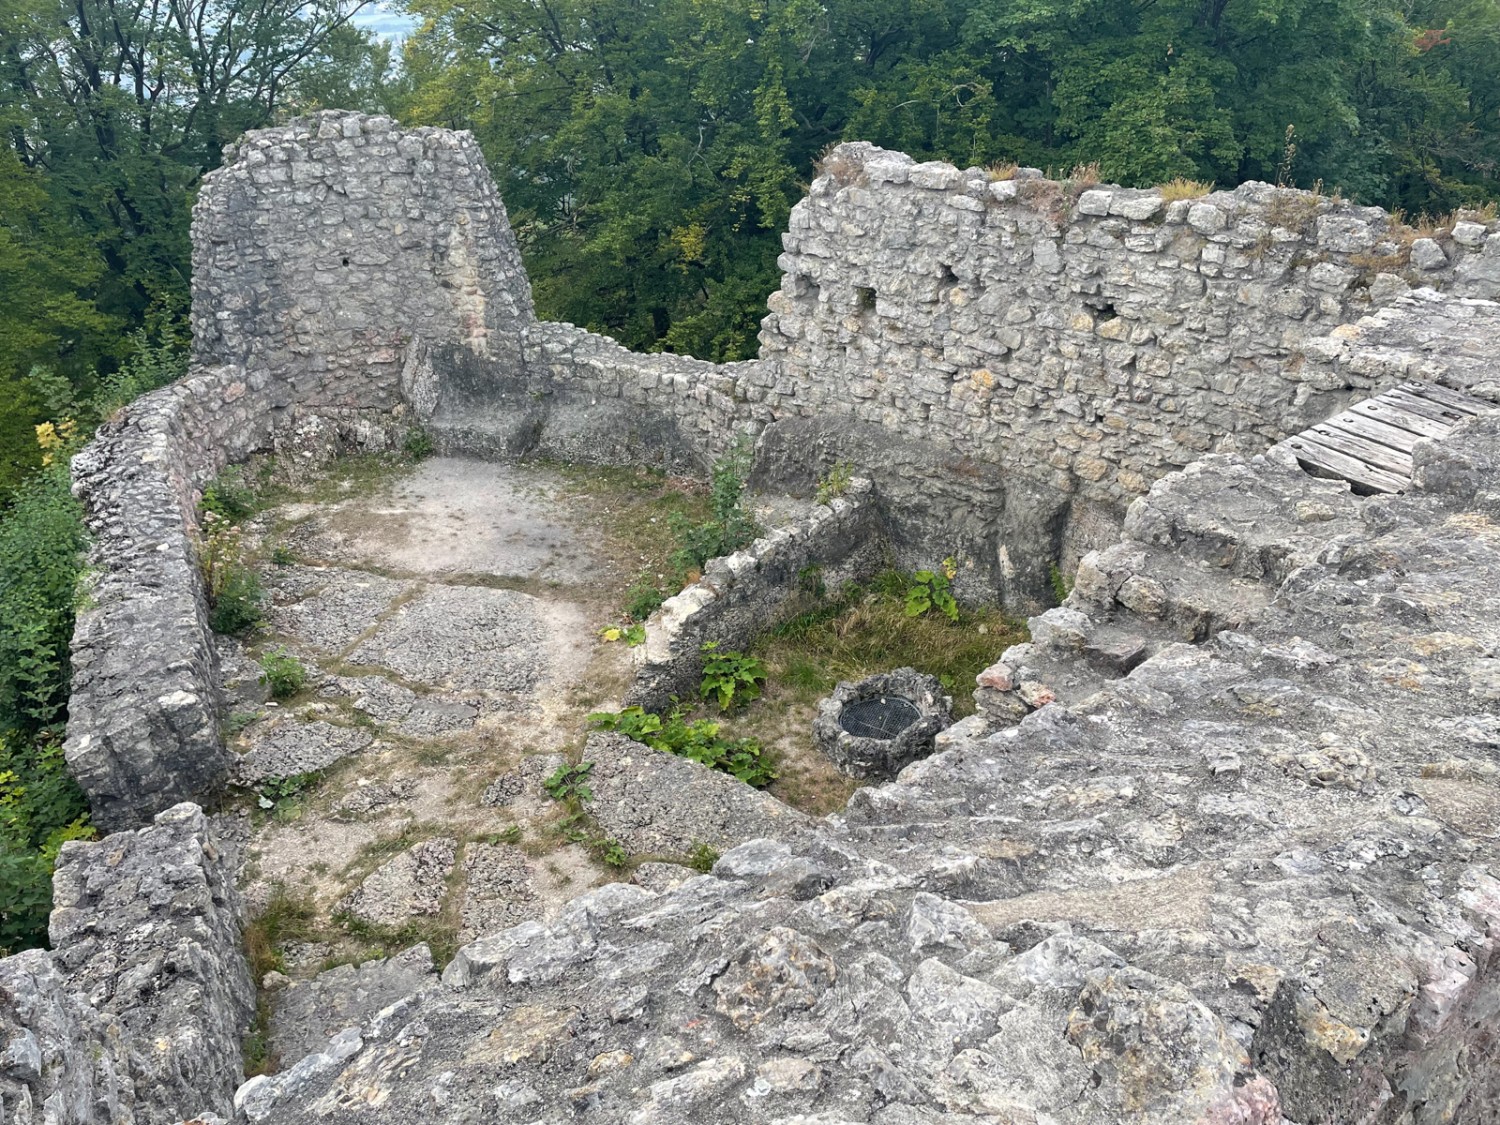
[339,837,457,927]
[585,732,810,856]
[480,754,567,808]
[459,843,541,943]
[235,719,374,784]
[267,568,412,654]
[268,943,436,1064]
[346,585,545,694]
[321,675,481,737]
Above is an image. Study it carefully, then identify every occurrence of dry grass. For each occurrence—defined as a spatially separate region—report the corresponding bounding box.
[814,142,867,188]
[1066,161,1101,187]
[1158,178,1213,202]
[986,161,1019,182]
[1266,189,1326,234]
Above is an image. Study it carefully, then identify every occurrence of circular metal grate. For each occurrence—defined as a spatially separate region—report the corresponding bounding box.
[838,695,922,740]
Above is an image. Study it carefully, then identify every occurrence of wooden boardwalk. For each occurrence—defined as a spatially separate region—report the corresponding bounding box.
[1274,381,1493,494]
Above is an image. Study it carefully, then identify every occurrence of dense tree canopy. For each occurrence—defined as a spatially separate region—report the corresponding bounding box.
[399,0,1500,359]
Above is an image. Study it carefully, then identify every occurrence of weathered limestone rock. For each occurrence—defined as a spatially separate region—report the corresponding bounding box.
[0,804,252,1124]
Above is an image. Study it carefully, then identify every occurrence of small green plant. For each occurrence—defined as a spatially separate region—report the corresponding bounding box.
[224,710,260,735]
[589,706,776,787]
[598,623,647,646]
[699,642,767,710]
[543,762,595,803]
[688,842,720,872]
[486,824,523,846]
[197,511,264,635]
[257,648,307,699]
[904,557,960,622]
[403,428,435,460]
[596,837,629,868]
[668,442,759,574]
[201,466,258,522]
[814,461,855,504]
[257,771,322,813]
[1049,563,1074,605]
[271,544,296,566]
[624,580,667,622]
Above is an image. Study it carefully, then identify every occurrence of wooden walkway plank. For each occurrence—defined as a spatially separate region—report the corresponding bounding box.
[1283,435,1409,494]
[1376,389,1472,425]
[1275,380,1490,495]
[1302,424,1413,475]
[1348,399,1455,440]
[1400,382,1489,415]
[1318,412,1425,454]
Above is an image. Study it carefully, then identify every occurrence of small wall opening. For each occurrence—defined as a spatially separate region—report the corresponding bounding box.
[855,286,877,313]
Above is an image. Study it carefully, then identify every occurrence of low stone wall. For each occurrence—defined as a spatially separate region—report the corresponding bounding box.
[0,804,253,1124]
[423,321,763,472]
[626,480,883,712]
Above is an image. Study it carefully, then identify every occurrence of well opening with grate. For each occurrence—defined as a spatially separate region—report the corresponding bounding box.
[813,668,953,780]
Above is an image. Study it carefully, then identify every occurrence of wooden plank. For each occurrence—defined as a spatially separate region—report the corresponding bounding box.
[1302,424,1414,475]
[1380,389,1473,425]
[1400,381,1490,415]
[1318,411,1424,454]
[1281,435,1407,494]
[1349,398,1456,440]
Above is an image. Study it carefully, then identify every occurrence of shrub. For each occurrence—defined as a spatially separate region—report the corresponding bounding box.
[0,735,92,954]
[257,648,307,699]
[403,428,435,460]
[589,706,776,787]
[699,642,766,710]
[543,762,595,803]
[197,512,264,635]
[200,466,258,521]
[624,580,667,622]
[668,442,758,573]
[0,465,85,733]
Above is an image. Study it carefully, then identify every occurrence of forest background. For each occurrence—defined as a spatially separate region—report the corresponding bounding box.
[2,0,1499,951]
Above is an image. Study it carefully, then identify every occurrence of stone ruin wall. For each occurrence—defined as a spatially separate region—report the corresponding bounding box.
[61,110,1500,836]
[752,143,1500,596]
[15,110,1500,1123]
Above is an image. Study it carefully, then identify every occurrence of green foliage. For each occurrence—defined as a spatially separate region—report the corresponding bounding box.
[0,465,86,733]
[589,705,776,787]
[904,558,960,623]
[597,837,630,868]
[256,771,323,823]
[543,762,595,803]
[201,467,259,522]
[271,545,297,567]
[598,623,647,647]
[197,512,265,636]
[0,734,92,954]
[623,581,668,623]
[669,444,758,574]
[699,643,767,711]
[688,842,720,873]
[258,648,307,700]
[814,462,855,505]
[1049,563,1075,606]
[403,428,435,460]
[759,579,1028,717]
[400,0,1500,355]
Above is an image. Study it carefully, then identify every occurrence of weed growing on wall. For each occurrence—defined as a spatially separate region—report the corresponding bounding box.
[200,466,258,521]
[814,461,855,504]
[197,511,265,635]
